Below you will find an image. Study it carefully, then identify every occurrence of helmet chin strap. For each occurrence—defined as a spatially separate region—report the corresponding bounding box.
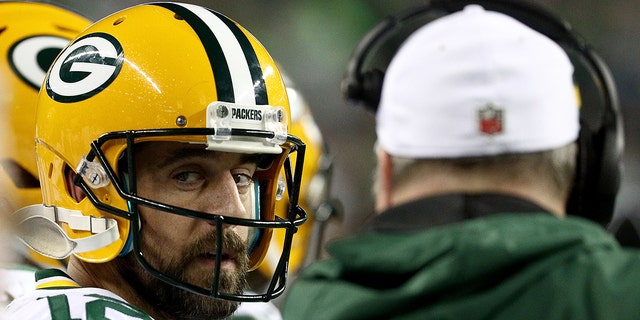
[12,204,120,260]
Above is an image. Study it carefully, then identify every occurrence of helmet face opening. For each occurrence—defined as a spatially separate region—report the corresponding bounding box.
[74,129,307,301]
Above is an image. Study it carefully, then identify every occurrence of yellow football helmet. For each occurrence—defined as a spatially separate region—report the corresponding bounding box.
[15,2,306,302]
[257,69,334,279]
[0,1,91,268]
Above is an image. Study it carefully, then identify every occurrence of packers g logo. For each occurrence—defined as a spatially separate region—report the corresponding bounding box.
[46,32,123,103]
[8,35,71,90]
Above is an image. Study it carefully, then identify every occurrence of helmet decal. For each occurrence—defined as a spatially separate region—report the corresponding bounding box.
[8,35,70,90]
[46,32,123,103]
[153,3,268,105]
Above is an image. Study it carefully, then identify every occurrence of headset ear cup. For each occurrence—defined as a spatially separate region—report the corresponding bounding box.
[592,110,623,224]
[567,127,593,221]
[341,73,364,108]
[568,49,622,225]
[568,113,622,226]
[342,68,385,114]
[359,69,385,113]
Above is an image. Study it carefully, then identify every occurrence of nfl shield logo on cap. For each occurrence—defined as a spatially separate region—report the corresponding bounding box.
[478,103,503,135]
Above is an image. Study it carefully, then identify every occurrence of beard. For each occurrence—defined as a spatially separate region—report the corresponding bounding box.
[115,228,250,320]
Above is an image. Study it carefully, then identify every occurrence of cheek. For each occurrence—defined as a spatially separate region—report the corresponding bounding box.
[139,208,192,247]
[136,173,196,212]
[235,226,250,242]
[136,173,173,203]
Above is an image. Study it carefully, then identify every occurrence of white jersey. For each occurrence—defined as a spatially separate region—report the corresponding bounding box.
[3,268,283,320]
[4,269,152,320]
[233,291,283,320]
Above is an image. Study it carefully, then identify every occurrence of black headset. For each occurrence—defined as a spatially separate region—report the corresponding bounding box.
[342,0,623,226]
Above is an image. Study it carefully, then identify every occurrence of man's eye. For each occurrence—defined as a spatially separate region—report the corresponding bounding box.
[175,171,201,183]
[233,173,253,187]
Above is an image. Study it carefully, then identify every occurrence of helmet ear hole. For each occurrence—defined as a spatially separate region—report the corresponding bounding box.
[64,165,85,203]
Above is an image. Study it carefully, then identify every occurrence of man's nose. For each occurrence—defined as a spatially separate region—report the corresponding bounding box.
[201,172,247,219]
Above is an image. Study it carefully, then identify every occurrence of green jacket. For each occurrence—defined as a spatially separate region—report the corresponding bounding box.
[283,195,640,319]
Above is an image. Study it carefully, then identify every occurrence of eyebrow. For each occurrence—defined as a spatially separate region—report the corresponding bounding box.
[157,146,262,169]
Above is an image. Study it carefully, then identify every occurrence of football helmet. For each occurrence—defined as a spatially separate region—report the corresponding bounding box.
[15,2,306,302]
[0,1,91,268]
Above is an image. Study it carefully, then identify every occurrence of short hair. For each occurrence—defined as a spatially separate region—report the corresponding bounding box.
[379,142,577,201]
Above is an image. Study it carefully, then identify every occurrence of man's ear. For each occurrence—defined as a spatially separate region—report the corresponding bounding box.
[375,147,393,213]
[65,167,86,202]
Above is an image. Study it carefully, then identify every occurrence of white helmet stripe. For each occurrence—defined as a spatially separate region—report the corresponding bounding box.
[155,2,260,105]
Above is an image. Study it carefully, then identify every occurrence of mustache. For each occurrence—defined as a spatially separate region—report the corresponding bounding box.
[185,228,249,262]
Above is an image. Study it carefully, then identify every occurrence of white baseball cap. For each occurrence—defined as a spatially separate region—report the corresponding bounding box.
[377,4,579,158]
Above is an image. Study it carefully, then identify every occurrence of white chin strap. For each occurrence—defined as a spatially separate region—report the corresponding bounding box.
[13,204,120,260]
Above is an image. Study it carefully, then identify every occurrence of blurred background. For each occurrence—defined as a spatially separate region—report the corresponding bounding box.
[54,0,640,246]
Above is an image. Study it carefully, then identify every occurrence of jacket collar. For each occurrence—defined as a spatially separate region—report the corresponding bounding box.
[364,193,552,232]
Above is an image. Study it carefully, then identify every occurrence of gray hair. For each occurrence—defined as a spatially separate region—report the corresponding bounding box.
[376,142,577,200]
